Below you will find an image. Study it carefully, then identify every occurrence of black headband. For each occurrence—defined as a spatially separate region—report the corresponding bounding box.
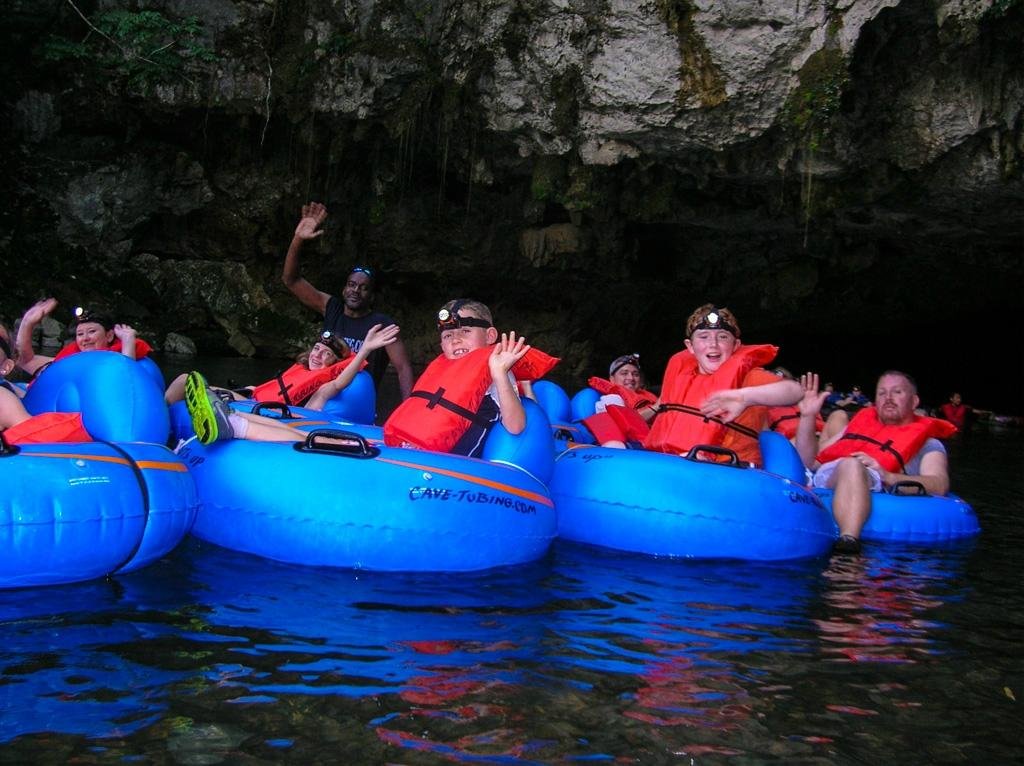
[318,330,349,357]
[690,309,739,338]
[437,300,491,332]
[609,354,641,376]
[73,306,113,329]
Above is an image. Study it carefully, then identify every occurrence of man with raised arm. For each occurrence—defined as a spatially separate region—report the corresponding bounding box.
[795,371,955,554]
[282,201,414,401]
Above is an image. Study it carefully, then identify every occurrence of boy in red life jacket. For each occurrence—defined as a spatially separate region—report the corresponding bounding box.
[795,371,953,554]
[165,323,399,409]
[643,304,803,466]
[15,298,149,377]
[383,299,541,457]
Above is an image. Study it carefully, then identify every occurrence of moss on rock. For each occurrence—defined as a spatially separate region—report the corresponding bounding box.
[655,0,727,108]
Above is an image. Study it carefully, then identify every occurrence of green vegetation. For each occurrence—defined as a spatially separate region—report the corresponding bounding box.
[531,156,568,203]
[655,0,727,107]
[780,46,849,247]
[781,47,849,151]
[40,9,216,91]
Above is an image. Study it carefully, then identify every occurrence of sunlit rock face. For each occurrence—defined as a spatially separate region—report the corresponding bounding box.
[1,0,1020,391]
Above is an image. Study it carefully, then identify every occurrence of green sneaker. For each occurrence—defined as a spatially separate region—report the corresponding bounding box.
[184,371,234,445]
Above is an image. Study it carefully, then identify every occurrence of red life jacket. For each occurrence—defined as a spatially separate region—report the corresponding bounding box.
[767,405,824,439]
[384,346,559,452]
[938,402,968,430]
[587,377,657,411]
[643,344,778,463]
[583,405,651,445]
[816,406,957,472]
[248,357,363,406]
[2,412,93,445]
[54,338,153,361]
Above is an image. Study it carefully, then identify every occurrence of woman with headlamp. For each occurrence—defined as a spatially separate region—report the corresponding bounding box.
[166,323,399,409]
[643,303,802,467]
[14,298,150,377]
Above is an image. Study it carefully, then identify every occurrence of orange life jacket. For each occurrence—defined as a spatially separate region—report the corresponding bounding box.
[2,412,93,445]
[643,344,778,464]
[816,406,957,473]
[54,338,153,361]
[767,405,825,439]
[587,377,657,411]
[384,346,559,452]
[248,357,363,406]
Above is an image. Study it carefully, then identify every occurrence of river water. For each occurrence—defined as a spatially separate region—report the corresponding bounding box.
[1,413,1021,763]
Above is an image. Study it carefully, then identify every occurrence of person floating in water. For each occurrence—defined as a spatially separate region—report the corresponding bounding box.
[281,201,415,400]
[643,303,802,467]
[14,298,150,378]
[383,299,557,457]
[167,324,398,410]
[795,370,956,554]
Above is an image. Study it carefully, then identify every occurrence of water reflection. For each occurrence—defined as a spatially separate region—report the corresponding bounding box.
[1,427,1020,766]
[813,542,975,665]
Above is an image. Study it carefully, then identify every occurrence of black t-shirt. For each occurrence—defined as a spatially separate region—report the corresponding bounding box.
[323,297,395,388]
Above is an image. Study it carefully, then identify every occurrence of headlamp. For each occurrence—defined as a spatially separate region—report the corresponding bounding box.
[318,330,348,357]
[690,308,739,337]
[437,302,491,332]
[73,306,111,328]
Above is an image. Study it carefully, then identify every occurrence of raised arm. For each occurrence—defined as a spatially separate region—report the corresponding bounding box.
[15,298,58,374]
[794,372,831,469]
[113,323,138,360]
[489,331,530,435]
[700,378,802,423]
[282,202,332,315]
[306,324,402,410]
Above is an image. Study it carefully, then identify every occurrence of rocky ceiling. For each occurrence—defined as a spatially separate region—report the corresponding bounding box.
[1,0,1021,406]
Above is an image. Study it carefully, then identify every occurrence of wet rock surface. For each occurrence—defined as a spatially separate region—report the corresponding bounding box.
[1,0,1020,403]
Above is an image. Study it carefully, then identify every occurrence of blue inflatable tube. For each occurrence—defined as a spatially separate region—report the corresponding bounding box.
[23,352,170,443]
[550,440,836,561]
[570,386,601,421]
[529,381,597,451]
[0,441,198,588]
[178,431,556,572]
[317,369,376,424]
[814,487,980,543]
[531,380,572,423]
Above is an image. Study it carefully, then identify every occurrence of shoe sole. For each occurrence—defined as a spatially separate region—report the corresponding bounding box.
[184,371,219,446]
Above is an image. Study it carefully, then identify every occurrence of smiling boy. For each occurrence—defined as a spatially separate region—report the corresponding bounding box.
[643,303,802,465]
[384,299,555,457]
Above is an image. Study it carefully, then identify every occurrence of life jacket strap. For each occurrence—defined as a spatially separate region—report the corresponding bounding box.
[275,372,293,406]
[834,432,906,471]
[658,403,761,440]
[410,388,493,429]
[769,412,799,430]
